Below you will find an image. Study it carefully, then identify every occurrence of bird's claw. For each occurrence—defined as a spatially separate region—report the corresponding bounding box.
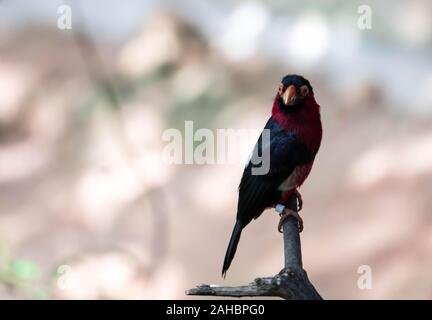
[278,208,304,233]
[293,189,303,211]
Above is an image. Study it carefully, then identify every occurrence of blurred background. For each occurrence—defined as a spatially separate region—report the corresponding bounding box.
[0,0,432,299]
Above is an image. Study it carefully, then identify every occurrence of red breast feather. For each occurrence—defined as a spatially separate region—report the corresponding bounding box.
[271,93,322,156]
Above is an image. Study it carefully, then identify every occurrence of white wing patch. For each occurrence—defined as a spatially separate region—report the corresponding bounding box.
[277,164,312,191]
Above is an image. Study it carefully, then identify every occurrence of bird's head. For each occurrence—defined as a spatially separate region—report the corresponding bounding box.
[276,74,314,109]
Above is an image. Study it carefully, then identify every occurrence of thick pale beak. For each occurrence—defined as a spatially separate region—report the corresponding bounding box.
[282,85,297,106]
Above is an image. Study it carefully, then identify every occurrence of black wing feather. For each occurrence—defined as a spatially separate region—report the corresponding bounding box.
[236,117,312,226]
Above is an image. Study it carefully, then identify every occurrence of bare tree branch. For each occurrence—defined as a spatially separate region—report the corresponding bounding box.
[186,194,322,300]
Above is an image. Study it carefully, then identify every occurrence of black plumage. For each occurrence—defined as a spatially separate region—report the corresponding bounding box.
[222,118,313,277]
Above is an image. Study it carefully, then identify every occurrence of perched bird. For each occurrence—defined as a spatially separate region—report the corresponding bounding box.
[222,74,322,277]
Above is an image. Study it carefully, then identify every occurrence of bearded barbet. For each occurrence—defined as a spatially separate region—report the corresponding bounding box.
[222,74,322,277]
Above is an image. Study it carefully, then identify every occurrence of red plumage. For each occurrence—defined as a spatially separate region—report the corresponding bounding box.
[272,93,322,154]
[272,92,322,203]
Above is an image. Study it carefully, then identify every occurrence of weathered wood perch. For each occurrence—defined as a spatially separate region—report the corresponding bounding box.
[186,194,322,300]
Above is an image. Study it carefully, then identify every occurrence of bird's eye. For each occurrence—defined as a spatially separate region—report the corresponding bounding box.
[300,85,309,97]
[278,84,284,95]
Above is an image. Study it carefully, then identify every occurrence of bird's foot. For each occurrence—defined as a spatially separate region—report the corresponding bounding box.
[293,189,303,211]
[278,208,303,233]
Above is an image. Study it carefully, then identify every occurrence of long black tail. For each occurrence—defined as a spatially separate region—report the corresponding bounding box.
[222,221,243,278]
